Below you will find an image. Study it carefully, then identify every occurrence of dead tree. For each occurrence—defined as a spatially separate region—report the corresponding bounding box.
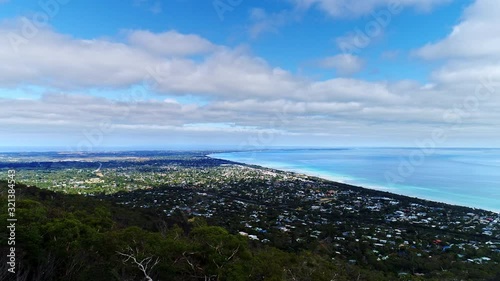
[117,246,160,281]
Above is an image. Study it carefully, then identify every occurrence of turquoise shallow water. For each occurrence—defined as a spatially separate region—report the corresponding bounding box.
[210,148,500,212]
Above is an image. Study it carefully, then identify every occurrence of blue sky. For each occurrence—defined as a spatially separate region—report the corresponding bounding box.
[1,0,464,80]
[0,0,498,150]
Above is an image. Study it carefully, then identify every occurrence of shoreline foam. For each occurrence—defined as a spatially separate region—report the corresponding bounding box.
[209,151,500,214]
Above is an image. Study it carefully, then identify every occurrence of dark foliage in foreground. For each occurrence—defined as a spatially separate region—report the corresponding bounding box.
[0,182,498,281]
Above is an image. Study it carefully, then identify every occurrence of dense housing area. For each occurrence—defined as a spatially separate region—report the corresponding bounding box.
[0,151,499,280]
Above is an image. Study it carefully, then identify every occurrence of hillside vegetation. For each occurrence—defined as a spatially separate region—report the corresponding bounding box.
[0,181,498,281]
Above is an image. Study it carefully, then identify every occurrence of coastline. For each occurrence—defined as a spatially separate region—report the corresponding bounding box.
[208,154,500,214]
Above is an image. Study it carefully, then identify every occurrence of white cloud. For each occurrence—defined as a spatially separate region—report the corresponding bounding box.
[0,19,300,98]
[149,1,162,14]
[416,0,500,60]
[291,0,451,18]
[248,0,450,39]
[133,0,163,14]
[0,20,158,88]
[2,4,500,148]
[316,54,365,75]
[249,8,268,21]
[247,7,301,38]
[414,0,500,86]
[127,30,217,56]
[381,50,400,60]
[149,48,304,99]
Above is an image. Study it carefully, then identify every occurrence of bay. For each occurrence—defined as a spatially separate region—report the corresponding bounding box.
[210,148,500,212]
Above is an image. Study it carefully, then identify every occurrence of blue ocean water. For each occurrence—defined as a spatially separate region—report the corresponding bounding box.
[210,148,500,212]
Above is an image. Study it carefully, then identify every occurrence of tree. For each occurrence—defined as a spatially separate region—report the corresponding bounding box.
[117,246,160,281]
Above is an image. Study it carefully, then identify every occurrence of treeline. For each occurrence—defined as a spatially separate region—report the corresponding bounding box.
[0,181,498,281]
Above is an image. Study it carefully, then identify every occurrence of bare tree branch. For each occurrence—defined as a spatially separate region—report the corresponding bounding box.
[117,246,160,281]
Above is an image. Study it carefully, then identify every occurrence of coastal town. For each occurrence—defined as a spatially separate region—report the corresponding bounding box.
[103,164,500,268]
[1,151,499,278]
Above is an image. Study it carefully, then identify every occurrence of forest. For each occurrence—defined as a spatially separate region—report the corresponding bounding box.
[1,181,499,281]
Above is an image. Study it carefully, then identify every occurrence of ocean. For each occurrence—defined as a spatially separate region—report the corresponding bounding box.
[210,148,500,212]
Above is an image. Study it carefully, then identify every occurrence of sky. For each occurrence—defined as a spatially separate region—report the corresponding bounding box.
[0,0,498,151]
